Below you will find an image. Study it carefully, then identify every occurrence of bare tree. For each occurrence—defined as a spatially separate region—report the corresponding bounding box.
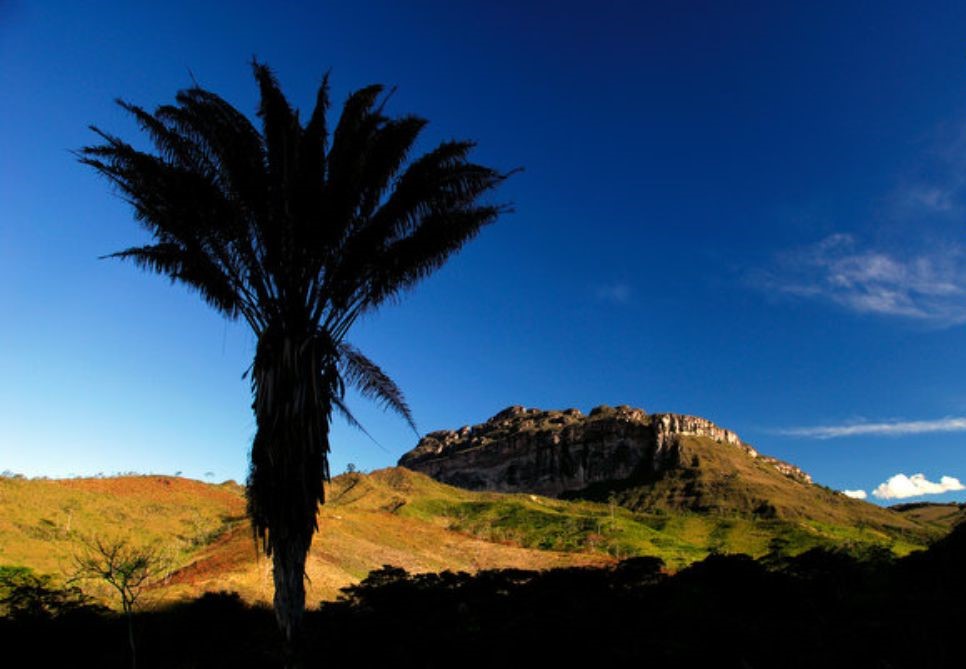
[70,536,170,669]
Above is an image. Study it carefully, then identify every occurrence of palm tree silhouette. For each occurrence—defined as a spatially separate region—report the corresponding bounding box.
[80,61,511,661]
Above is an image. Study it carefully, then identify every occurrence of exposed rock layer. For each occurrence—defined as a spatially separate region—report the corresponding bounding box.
[399,405,811,498]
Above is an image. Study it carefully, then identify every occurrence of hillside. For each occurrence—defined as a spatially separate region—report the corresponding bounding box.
[399,405,930,540]
[575,434,924,534]
[380,466,934,563]
[1,466,947,609]
[0,474,247,577]
[0,471,609,606]
[892,502,966,532]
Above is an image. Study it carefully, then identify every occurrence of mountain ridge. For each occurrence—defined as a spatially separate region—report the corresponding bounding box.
[401,404,812,494]
[398,404,926,536]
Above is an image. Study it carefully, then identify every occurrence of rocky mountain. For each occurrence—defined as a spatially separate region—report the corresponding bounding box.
[398,405,923,532]
[400,405,809,496]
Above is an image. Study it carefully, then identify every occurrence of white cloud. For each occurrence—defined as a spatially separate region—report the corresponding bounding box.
[777,417,966,439]
[842,489,867,500]
[595,282,631,305]
[872,473,965,500]
[754,234,966,325]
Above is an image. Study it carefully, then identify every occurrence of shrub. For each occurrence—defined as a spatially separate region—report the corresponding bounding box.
[0,565,100,619]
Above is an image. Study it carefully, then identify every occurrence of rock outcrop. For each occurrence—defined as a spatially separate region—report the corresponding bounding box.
[399,405,811,498]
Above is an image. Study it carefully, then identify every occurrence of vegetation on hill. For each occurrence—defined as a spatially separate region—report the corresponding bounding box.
[362,464,935,566]
[890,501,966,532]
[566,435,929,532]
[2,465,948,613]
[0,474,245,582]
[0,472,609,606]
[3,522,964,668]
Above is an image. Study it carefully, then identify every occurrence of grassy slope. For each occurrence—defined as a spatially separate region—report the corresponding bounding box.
[621,436,929,530]
[891,502,966,532]
[562,435,933,554]
[0,474,247,577]
[0,471,609,607]
[392,453,936,567]
[0,464,945,606]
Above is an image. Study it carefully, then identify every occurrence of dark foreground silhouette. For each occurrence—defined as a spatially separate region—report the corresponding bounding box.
[3,522,964,668]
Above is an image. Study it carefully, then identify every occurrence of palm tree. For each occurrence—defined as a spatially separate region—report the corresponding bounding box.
[80,61,511,660]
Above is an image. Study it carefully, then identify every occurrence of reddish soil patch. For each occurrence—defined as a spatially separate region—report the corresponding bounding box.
[165,527,258,587]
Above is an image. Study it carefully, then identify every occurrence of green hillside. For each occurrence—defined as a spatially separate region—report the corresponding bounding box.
[369,465,937,567]
[0,466,948,608]
[566,435,931,538]
[320,466,940,568]
[891,502,966,532]
[0,474,246,578]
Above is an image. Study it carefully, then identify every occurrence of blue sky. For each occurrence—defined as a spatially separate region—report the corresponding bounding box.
[2,1,966,503]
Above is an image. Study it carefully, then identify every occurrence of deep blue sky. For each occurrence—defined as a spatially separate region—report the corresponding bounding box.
[3,1,966,503]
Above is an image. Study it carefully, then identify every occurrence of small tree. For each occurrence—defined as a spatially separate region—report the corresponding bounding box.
[70,536,170,669]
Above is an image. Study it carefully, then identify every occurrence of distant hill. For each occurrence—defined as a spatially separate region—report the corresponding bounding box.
[891,501,966,532]
[1,463,950,609]
[399,404,938,541]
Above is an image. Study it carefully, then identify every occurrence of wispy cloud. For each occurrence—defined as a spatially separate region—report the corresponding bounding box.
[889,121,966,220]
[753,123,966,326]
[776,416,966,439]
[872,473,965,500]
[898,184,956,214]
[753,234,966,325]
[842,489,868,500]
[595,281,631,305]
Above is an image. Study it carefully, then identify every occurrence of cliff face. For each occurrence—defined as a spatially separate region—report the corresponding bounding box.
[399,405,811,498]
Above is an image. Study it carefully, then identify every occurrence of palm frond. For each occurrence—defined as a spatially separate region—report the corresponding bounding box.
[159,89,269,211]
[114,100,215,180]
[163,89,268,202]
[252,60,300,190]
[357,115,429,217]
[332,396,379,444]
[104,243,243,319]
[338,343,416,433]
[154,89,276,315]
[322,144,510,316]
[321,84,386,248]
[364,141,494,244]
[296,72,332,251]
[362,205,505,311]
[252,61,302,292]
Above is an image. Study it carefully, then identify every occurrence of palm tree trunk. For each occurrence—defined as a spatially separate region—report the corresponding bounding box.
[273,537,311,666]
[247,326,336,668]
